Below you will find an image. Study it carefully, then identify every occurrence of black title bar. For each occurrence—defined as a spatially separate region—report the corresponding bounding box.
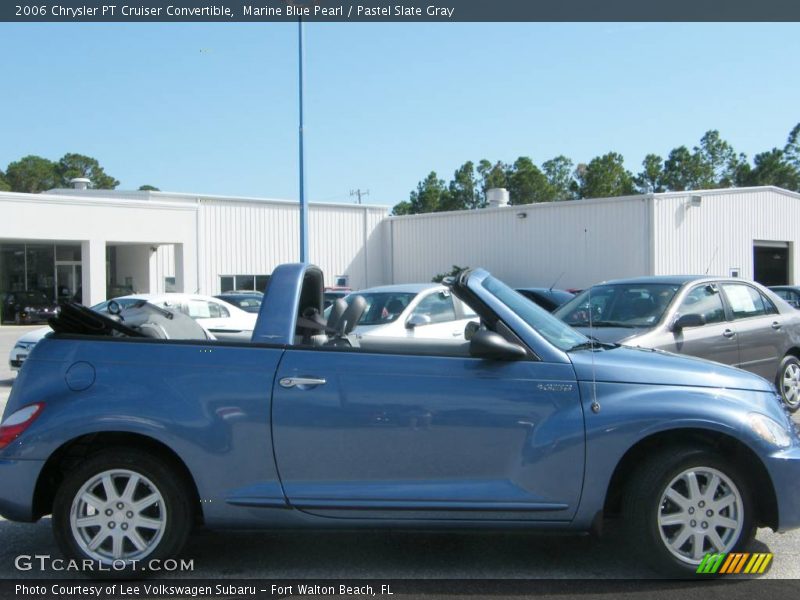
[3,0,800,22]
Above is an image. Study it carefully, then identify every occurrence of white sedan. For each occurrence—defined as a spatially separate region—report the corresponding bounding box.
[339,284,478,340]
[8,293,254,372]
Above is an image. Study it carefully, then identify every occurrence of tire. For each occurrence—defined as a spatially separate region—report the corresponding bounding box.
[776,355,800,413]
[622,446,755,577]
[52,448,194,578]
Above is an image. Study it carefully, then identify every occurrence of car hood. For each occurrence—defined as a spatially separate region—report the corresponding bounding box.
[569,345,774,393]
[572,325,652,343]
[16,327,52,344]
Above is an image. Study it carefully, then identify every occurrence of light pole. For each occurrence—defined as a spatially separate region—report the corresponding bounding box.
[297,17,309,263]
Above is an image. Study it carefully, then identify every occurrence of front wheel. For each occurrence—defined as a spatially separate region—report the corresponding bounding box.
[777,355,800,413]
[623,447,755,577]
[53,448,193,577]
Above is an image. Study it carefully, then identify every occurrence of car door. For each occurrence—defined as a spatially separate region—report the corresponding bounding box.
[271,346,585,521]
[654,283,740,367]
[719,282,788,379]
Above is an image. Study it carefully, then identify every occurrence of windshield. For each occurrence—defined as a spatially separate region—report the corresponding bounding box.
[554,283,681,328]
[223,296,262,313]
[481,276,586,351]
[14,291,50,304]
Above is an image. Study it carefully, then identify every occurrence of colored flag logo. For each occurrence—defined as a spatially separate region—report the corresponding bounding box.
[696,552,773,574]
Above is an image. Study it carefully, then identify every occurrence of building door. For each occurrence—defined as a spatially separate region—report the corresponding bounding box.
[56,263,82,303]
[754,242,790,286]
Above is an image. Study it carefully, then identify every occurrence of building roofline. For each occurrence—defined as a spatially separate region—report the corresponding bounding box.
[43,188,389,211]
[0,190,198,211]
[386,186,800,222]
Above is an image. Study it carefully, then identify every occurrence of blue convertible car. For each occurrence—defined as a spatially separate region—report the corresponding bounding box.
[2,263,800,576]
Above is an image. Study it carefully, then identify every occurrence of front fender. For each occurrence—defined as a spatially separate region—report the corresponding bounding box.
[572,381,788,528]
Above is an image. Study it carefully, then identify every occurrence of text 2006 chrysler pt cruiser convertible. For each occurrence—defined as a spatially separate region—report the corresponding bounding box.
[2,263,800,576]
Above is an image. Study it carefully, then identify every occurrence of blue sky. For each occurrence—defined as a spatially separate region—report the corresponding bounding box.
[0,22,798,206]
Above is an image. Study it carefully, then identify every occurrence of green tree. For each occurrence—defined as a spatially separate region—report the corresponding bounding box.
[737,149,800,191]
[576,152,635,198]
[0,170,10,192]
[57,153,119,189]
[440,161,479,211]
[663,146,702,191]
[785,123,800,171]
[391,200,413,216]
[506,157,550,204]
[4,155,60,193]
[138,184,160,191]
[402,171,446,214]
[477,160,508,200]
[635,154,666,193]
[693,130,740,188]
[542,155,575,201]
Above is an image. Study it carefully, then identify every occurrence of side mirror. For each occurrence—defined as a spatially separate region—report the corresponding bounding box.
[672,313,706,331]
[469,329,527,361]
[406,314,431,329]
[464,321,480,341]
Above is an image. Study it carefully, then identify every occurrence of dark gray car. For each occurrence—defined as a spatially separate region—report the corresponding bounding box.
[554,275,800,411]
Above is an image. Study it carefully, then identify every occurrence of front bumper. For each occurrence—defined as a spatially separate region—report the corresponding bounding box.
[0,458,46,522]
[764,445,800,531]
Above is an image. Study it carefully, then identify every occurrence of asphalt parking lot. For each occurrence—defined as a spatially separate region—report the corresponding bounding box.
[1,325,799,581]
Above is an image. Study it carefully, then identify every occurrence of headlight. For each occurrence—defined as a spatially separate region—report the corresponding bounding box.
[23,306,34,312]
[747,412,792,448]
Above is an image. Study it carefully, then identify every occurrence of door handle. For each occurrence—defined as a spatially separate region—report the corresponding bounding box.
[279,376,326,388]
[771,321,782,330]
[722,329,736,338]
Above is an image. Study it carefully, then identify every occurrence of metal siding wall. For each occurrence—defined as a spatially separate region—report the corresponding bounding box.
[388,198,650,289]
[198,200,387,294]
[653,189,800,282]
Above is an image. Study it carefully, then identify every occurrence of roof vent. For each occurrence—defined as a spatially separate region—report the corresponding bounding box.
[486,188,509,208]
[70,177,91,190]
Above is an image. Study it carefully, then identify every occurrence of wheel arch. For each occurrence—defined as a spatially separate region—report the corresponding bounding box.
[603,427,778,530]
[32,431,203,525]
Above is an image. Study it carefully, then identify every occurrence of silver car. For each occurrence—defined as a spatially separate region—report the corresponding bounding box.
[554,276,800,411]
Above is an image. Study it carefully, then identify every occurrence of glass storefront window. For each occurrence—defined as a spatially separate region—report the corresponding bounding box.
[0,244,26,294]
[26,244,55,301]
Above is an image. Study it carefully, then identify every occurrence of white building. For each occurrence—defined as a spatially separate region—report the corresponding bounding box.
[0,184,797,311]
[382,186,800,290]
[0,186,386,308]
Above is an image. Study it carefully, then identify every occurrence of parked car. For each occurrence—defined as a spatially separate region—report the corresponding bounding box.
[554,276,800,411]
[214,292,263,314]
[120,293,256,342]
[769,286,800,309]
[3,262,800,577]
[1,290,59,324]
[516,287,575,312]
[334,283,477,340]
[8,297,167,372]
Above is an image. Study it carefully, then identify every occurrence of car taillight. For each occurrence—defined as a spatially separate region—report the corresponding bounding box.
[0,403,44,449]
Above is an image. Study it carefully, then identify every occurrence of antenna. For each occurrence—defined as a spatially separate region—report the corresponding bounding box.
[350,189,370,205]
[584,227,600,414]
[704,246,719,275]
[548,271,565,292]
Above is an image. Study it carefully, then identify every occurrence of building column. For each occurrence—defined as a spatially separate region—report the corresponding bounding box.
[81,239,107,306]
[173,243,197,293]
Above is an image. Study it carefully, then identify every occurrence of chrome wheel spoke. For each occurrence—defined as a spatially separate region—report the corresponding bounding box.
[714,516,739,530]
[76,515,104,528]
[692,533,706,560]
[133,494,159,512]
[686,471,701,501]
[711,493,736,512]
[87,530,109,551]
[665,488,690,510]
[121,474,140,502]
[707,529,726,551]
[703,474,720,500]
[133,516,163,530]
[669,526,691,550]
[659,513,686,527]
[101,475,117,502]
[80,492,105,512]
[126,530,147,552]
[111,531,124,559]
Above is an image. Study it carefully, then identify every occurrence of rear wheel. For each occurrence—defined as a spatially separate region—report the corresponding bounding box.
[53,448,193,577]
[777,355,800,413]
[623,447,754,577]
